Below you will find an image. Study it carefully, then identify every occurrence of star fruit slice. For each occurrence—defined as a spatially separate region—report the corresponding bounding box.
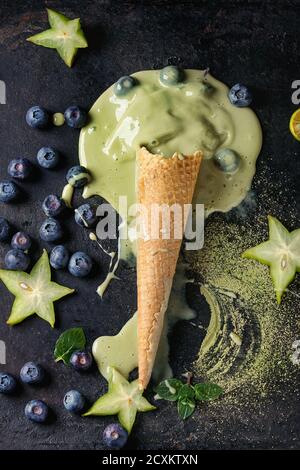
[27,9,88,67]
[83,367,156,433]
[0,249,74,327]
[242,215,300,303]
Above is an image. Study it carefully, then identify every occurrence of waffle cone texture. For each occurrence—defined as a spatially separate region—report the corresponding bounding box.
[137,147,202,389]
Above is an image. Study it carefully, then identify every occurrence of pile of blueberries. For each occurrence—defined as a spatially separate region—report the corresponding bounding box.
[0,103,88,201]
[26,105,88,130]
[40,185,95,278]
[39,164,96,277]
[0,105,100,277]
[0,352,128,448]
[0,228,32,271]
[0,350,92,421]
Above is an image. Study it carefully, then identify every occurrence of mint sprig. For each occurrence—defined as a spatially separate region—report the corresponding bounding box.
[154,378,183,401]
[194,383,223,401]
[155,373,223,420]
[178,397,195,420]
[54,327,86,364]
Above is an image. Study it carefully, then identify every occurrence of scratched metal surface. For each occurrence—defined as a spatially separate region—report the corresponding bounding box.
[0,0,299,450]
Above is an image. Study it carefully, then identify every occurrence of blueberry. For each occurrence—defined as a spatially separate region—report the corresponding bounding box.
[0,180,19,203]
[11,232,31,251]
[42,194,65,217]
[64,106,87,129]
[228,83,252,107]
[20,362,45,385]
[26,106,49,129]
[39,218,63,242]
[70,350,93,371]
[50,245,69,270]
[103,423,128,449]
[0,373,17,394]
[25,400,49,423]
[68,252,92,278]
[63,390,86,413]
[200,81,214,95]
[0,217,11,241]
[8,158,32,180]
[213,148,240,173]
[74,203,97,228]
[5,249,30,271]
[37,147,60,169]
[66,166,91,188]
[159,66,184,86]
[114,76,137,97]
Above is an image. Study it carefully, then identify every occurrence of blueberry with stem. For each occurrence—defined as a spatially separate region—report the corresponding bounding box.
[20,362,45,385]
[26,106,49,129]
[5,249,30,271]
[103,423,128,449]
[228,83,252,107]
[68,252,92,278]
[159,66,184,86]
[61,166,91,208]
[37,147,60,169]
[25,400,49,423]
[8,158,32,180]
[0,373,17,394]
[39,218,63,242]
[42,194,65,217]
[63,390,86,413]
[0,181,19,203]
[70,350,93,371]
[11,232,31,251]
[50,245,69,270]
[74,203,97,228]
[64,106,87,128]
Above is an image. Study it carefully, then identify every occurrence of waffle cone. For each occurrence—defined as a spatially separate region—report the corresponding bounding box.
[137,147,202,389]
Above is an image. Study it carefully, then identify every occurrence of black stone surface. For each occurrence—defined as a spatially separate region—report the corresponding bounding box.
[0,0,299,450]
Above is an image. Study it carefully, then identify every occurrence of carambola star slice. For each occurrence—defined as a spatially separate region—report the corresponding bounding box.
[243,215,300,304]
[27,8,88,67]
[0,250,74,327]
[83,367,156,434]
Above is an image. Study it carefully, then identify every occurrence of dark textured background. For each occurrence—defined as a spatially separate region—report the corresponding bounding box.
[0,0,300,450]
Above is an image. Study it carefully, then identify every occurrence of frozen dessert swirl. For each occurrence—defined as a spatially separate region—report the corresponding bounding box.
[79,67,262,388]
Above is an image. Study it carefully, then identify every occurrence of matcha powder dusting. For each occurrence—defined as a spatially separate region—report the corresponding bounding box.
[186,214,300,399]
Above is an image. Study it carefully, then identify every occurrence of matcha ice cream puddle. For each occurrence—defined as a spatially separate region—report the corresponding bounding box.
[93,262,195,383]
[78,68,262,384]
[79,69,262,225]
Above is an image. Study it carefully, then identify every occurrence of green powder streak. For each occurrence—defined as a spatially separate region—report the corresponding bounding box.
[186,215,299,399]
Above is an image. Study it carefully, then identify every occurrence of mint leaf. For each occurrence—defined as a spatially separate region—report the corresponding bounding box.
[178,383,195,400]
[177,397,195,420]
[193,383,223,401]
[155,379,183,401]
[54,327,86,364]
